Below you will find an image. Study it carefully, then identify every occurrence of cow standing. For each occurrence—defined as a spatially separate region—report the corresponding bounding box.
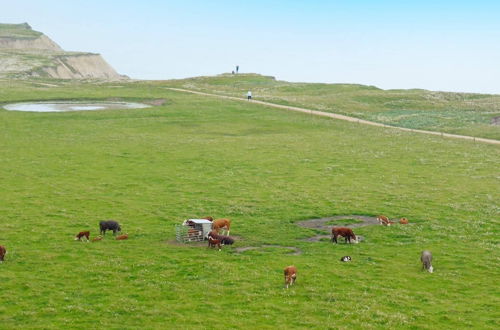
[0,245,6,262]
[421,250,434,273]
[331,227,358,244]
[212,218,231,235]
[99,220,121,236]
[284,266,297,289]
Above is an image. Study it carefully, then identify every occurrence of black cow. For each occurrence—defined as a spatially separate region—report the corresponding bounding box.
[99,220,122,236]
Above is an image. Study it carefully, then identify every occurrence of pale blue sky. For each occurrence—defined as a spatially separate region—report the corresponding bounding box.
[2,0,500,93]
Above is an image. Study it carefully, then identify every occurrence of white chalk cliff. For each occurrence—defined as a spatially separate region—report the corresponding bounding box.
[0,23,127,80]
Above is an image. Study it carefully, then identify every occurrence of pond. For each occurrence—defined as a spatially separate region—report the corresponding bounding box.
[3,101,151,112]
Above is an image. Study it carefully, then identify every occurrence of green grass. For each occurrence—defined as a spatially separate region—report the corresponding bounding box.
[0,79,499,329]
[165,74,500,140]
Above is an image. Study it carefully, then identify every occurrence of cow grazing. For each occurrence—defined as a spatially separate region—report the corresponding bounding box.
[284,265,297,289]
[399,217,409,224]
[91,236,103,242]
[212,218,231,235]
[99,220,121,236]
[116,234,128,240]
[331,227,358,244]
[377,215,393,226]
[0,245,6,262]
[340,256,352,262]
[421,250,434,273]
[208,236,222,251]
[74,231,90,241]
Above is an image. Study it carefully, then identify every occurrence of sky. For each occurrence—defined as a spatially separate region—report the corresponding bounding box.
[2,0,500,94]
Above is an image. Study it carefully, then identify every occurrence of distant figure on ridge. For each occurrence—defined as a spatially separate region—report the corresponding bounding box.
[247,91,252,100]
[236,65,239,73]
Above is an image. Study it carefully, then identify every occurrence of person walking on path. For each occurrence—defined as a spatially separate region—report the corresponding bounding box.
[247,91,252,100]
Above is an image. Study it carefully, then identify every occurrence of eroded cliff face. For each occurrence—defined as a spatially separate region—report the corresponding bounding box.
[43,54,125,79]
[0,34,63,51]
[0,23,127,80]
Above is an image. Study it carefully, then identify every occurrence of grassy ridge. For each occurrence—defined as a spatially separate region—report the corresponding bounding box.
[0,80,499,328]
[165,74,500,140]
[0,23,41,39]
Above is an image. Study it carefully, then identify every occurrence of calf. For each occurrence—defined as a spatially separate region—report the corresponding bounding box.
[331,227,358,244]
[208,230,234,246]
[340,256,352,262]
[99,220,121,236]
[208,236,222,251]
[421,250,434,273]
[74,231,90,241]
[116,234,128,240]
[0,245,6,262]
[399,217,409,224]
[284,265,297,289]
[377,215,393,226]
[91,236,103,242]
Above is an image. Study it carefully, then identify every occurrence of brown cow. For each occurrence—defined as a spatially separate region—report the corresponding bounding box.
[213,218,231,235]
[116,234,128,240]
[377,215,393,226]
[331,227,358,244]
[91,236,103,242]
[0,245,6,262]
[284,265,297,289]
[75,231,90,241]
[399,217,409,224]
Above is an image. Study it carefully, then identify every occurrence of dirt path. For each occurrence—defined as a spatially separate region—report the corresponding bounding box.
[167,87,500,146]
[297,215,381,242]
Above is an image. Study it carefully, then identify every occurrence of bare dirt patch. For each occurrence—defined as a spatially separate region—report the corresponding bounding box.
[297,215,379,242]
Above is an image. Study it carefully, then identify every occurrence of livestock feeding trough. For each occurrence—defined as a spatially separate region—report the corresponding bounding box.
[175,219,213,243]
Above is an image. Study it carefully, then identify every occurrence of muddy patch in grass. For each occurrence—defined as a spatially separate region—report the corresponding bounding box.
[297,215,379,242]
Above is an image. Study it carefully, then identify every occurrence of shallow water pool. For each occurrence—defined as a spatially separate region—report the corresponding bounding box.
[3,101,151,112]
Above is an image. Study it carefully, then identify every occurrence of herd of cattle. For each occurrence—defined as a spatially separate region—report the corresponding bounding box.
[283,215,434,288]
[0,214,434,288]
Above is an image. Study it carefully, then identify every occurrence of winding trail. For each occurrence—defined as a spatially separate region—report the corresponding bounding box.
[167,87,500,146]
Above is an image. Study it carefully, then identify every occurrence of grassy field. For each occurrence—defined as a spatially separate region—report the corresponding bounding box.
[165,74,500,140]
[0,79,499,329]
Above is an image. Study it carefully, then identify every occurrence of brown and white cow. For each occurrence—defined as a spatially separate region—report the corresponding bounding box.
[331,227,358,244]
[212,218,231,235]
[0,245,6,262]
[284,265,297,289]
[91,236,103,242]
[399,217,409,224]
[75,231,90,241]
[377,215,393,226]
